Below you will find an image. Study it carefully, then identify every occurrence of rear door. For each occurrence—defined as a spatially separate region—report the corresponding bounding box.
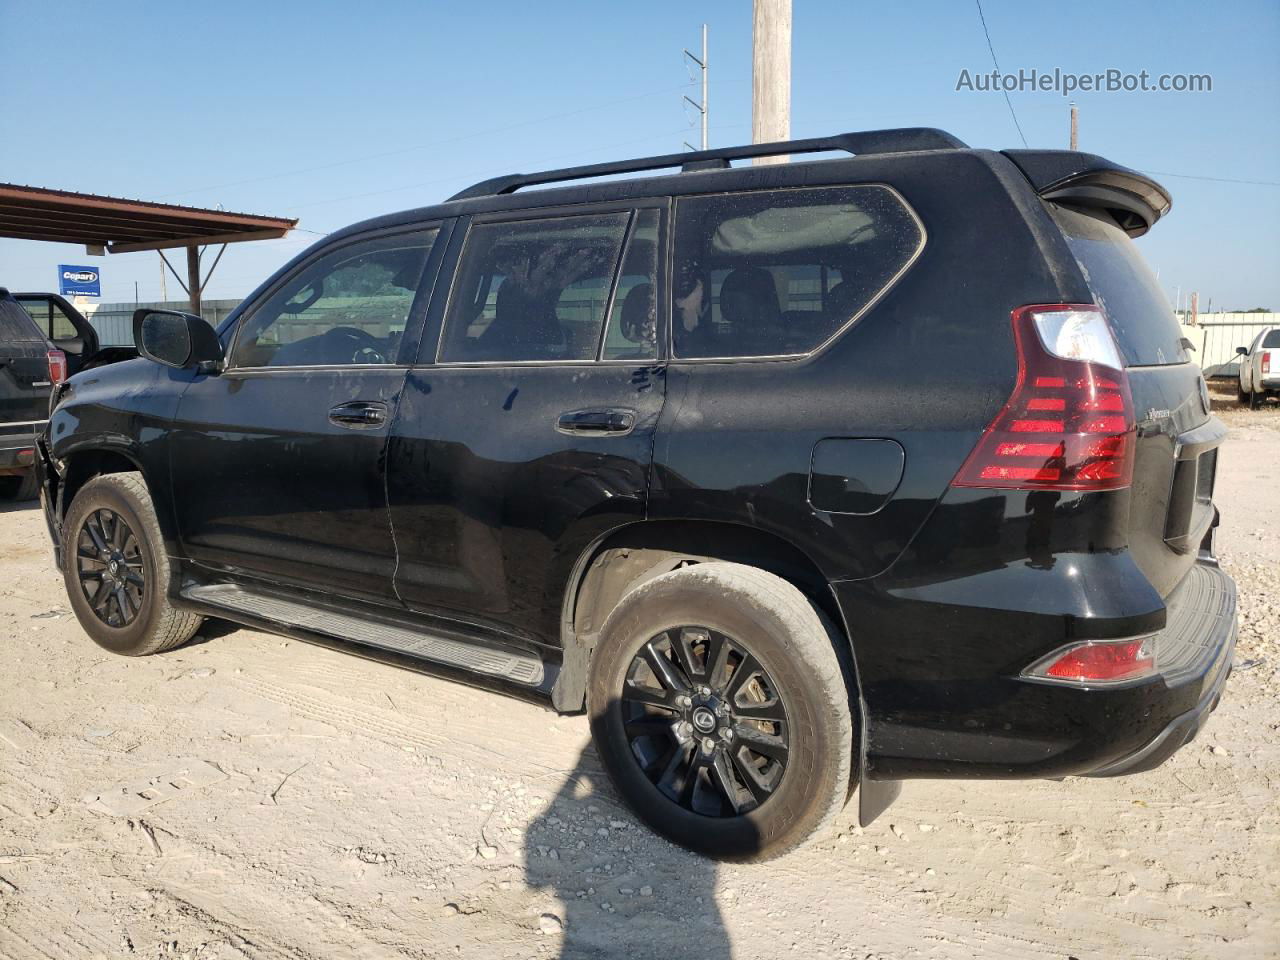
[387,200,668,647]
[0,298,52,425]
[14,294,98,374]
[1049,204,1222,597]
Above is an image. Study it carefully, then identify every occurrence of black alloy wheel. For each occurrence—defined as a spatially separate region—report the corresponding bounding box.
[617,626,789,818]
[76,507,145,628]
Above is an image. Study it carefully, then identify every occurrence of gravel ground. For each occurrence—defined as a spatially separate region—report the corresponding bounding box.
[1,400,1277,960]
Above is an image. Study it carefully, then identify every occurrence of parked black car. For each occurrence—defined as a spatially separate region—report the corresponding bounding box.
[36,130,1237,860]
[1,288,67,501]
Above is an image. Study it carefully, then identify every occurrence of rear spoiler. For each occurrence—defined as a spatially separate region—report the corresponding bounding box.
[1003,150,1172,238]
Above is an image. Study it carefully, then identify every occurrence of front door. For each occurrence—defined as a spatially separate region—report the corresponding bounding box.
[387,202,667,646]
[169,224,444,604]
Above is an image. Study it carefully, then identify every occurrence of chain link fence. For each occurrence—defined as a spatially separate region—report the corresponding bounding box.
[81,299,242,346]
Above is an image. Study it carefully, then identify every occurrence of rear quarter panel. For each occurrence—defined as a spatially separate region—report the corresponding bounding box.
[650,151,1086,582]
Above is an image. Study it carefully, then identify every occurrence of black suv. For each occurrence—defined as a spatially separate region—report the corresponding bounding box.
[36,130,1237,860]
[1,288,69,501]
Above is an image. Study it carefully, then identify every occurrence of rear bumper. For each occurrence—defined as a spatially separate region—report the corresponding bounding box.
[1084,645,1231,776]
[0,423,40,473]
[835,557,1237,780]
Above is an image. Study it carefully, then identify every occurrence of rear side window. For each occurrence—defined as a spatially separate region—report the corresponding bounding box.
[17,298,79,340]
[440,213,631,363]
[671,186,923,359]
[1050,205,1188,367]
[0,300,44,341]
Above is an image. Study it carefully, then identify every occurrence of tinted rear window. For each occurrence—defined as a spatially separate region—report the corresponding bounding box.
[671,186,924,359]
[1050,204,1188,367]
[0,300,44,342]
[1263,330,1280,349]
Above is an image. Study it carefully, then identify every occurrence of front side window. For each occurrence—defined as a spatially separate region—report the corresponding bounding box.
[440,213,630,363]
[671,186,924,359]
[230,229,437,368]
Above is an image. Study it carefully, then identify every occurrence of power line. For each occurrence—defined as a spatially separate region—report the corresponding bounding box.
[153,82,699,202]
[974,0,1028,148]
[281,126,695,214]
[1140,170,1280,187]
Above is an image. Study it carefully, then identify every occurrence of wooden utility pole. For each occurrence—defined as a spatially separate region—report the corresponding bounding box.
[1190,291,1199,327]
[1069,102,1079,150]
[186,245,202,316]
[752,0,791,163]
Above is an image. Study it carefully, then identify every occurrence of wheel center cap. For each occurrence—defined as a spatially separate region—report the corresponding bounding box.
[691,706,717,734]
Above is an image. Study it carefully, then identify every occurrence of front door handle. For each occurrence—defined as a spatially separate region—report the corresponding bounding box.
[329,400,388,428]
[555,408,636,436]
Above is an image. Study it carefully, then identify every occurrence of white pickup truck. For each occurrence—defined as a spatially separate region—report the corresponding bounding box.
[1238,327,1278,409]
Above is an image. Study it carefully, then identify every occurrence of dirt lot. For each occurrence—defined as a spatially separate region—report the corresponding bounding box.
[2,393,1278,960]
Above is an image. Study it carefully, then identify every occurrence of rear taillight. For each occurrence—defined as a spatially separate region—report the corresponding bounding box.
[46,349,68,385]
[1024,636,1157,685]
[1264,352,1272,374]
[953,304,1135,491]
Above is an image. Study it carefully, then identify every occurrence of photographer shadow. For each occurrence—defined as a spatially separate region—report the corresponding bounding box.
[525,742,733,960]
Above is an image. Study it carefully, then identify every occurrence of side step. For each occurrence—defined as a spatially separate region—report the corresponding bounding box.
[182,583,544,686]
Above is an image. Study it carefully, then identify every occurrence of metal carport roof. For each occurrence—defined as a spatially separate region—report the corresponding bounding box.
[0,182,297,311]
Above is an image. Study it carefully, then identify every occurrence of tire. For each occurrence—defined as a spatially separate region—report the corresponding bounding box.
[1250,387,1261,410]
[1238,382,1250,406]
[587,562,854,862]
[0,470,39,501]
[62,472,202,656]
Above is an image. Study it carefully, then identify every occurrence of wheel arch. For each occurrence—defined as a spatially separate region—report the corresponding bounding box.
[55,442,183,561]
[59,445,146,517]
[553,518,859,713]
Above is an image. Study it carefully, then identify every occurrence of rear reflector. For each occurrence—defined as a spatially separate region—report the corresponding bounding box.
[953,305,1136,491]
[46,349,68,386]
[1024,637,1157,684]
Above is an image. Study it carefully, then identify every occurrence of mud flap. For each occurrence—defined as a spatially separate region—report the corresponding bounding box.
[857,777,901,827]
[853,687,900,826]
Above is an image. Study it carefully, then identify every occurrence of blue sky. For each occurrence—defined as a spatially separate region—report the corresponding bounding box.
[3,0,1277,310]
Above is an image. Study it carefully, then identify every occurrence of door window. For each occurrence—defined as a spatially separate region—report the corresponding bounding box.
[230,229,438,368]
[601,209,660,361]
[17,297,79,340]
[440,212,631,363]
[671,186,924,359]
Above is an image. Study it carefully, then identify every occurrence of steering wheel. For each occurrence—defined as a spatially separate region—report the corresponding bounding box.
[323,326,386,365]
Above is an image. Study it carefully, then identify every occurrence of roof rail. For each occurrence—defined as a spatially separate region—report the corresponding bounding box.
[448,127,967,201]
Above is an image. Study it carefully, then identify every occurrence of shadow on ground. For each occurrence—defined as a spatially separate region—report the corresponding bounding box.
[525,744,732,960]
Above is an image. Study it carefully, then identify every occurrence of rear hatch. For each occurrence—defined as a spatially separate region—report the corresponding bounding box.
[1047,202,1221,599]
[0,298,53,427]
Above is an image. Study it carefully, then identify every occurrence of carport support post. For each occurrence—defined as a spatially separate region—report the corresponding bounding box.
[186,244,202,317]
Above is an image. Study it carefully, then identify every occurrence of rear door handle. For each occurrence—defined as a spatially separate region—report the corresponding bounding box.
[329,400,388,428]
[555,408,636,436]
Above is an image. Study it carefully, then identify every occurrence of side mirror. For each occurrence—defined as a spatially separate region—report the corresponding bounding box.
[133,309,223,372]
[1236,346,1249,357]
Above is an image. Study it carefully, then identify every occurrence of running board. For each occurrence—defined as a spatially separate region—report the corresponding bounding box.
[182,583,544,686]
